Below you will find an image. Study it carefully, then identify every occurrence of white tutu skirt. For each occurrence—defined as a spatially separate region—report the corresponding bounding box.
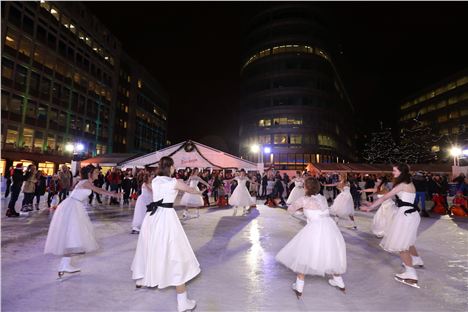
[372,199,397,237]
[132,193,152,230]
[180,187,203,207]
[380,206,420,253]
[229,185,255,207]
[44,198,99,256]
[286,186,305,205]
[131,208,201,288]
[330,191,354,218]
[276,216,346,276]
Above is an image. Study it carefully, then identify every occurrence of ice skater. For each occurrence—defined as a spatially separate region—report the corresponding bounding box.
[180,168,210,219]
[286,171,306,206]
[131,171,153,234]
[44,165,121,278]
[324,175,357,229]
[226,169,258,216]
[276,177,347,297]
[131,156,202,312]
[360,176,396,238]
[361,163,424,289]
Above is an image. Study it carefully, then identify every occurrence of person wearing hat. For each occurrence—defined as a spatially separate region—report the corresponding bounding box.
[6,164,24,217]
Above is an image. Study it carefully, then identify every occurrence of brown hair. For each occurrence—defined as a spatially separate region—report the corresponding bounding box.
[304,177,321,196]
[393,163,412,186]
[157,156,174,177]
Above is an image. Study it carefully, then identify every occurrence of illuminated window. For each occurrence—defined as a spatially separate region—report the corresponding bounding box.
[22,128,34,149]
[448,96,458,105]
[258,135,271,144]
[6,126,19,144]
[436,100,447,109]
[5,30,18,49]
[138,79,143,88]
[431,145,440,152]
[274,134,288,144]
[449,111,460,119]
[50,6,60,20]
[38,162,54,175]
[452,127,460,134]
[318,134,336,148]
[439,128,449,135]
[290,134,302,144]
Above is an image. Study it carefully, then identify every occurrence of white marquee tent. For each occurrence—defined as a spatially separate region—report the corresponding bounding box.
[120,140,261,171]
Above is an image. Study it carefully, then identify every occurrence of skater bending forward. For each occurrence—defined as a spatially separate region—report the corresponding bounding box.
[360,163,424,289]
[276,177,347,297]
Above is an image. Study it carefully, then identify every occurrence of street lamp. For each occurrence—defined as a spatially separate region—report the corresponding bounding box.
[450,146,462,166]
[65,143,74,153]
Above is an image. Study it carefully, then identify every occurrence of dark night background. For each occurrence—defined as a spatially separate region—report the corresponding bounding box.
[86,1,468,154]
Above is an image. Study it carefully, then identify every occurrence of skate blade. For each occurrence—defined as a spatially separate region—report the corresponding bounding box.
[401,263,424,269]
[394,276,420,288]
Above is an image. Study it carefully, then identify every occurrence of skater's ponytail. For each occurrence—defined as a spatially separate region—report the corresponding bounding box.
[157,156,174,177]
[393,163,411,186]
[304,177,320,196]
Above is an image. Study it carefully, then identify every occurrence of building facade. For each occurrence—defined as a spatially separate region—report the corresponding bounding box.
[1,1,168,175]
[398,68,468,161]
[239,5,356,170]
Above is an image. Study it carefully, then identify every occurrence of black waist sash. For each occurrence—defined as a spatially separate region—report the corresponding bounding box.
[146,199,174,216]
[395,195,420,216]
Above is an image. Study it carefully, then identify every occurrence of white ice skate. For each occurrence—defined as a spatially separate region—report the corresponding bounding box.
[58,257,80,278]
[292,283,302,299]
[394,266,420,288]
[328,275,346,292]
[177,292,196,312]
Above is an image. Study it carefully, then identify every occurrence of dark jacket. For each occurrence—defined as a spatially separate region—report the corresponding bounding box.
[412,174,427,192]
[35,175,47,195]
[12,168,24,188]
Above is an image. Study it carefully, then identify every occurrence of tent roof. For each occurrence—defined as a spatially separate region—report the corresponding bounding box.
[120,140,259,170]
[81,153,140,166]
[308,163,452,174]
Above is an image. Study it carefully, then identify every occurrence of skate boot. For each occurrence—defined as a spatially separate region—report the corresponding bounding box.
[177,292,196,312]
[394,265,419,288]
[328,275,346,292]
[58,257,80,278]
[292,278,304,299]
[135,278,144,288]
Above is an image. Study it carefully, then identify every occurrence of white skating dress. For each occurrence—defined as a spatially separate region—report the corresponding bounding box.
[380,191,420,253]
[228,177,255,207]
[286,178,305,205]
[180,177,203,207]
[131,176,201,288]
[371,194,397,237]
[44,181,99,255]
[276,194,347,275]
[330,186,354,218]
[131,183,153,230]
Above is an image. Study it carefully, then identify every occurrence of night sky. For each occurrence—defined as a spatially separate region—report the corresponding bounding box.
[86,2,468,154]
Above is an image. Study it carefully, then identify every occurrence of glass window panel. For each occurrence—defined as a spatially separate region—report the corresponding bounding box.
[22,128,34,149]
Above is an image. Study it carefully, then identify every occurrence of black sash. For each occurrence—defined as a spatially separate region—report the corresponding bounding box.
[395,195,420,216]
[146,199,174,216]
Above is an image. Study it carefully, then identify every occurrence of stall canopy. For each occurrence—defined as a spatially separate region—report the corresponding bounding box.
[119,140,259,170]
[81,153,139,167]
[307,163,452,175]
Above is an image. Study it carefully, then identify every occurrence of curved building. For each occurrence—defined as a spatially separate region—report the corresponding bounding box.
[239,5,356,170]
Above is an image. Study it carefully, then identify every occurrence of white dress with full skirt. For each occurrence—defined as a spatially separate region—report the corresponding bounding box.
[131,183,153,230]
[276,194,347,276]
[380,191,420,253]
[286,179,306,205]
[228,177,255,207]
[330,186,354,218]
[44,182,99,256]
[371,194,397,237]
[180,178,203,207]
[131,176,201,288]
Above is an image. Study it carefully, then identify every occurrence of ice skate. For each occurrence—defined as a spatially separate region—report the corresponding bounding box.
[291,283,302,299]
[328,275,346,292]
[177,292,197,312]
[58,257,80,278]
[394,266,419,288]
[135,278,143,288]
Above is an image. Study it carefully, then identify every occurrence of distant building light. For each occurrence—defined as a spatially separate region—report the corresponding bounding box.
[6,36,14,42]
[50,8,57,14]
[264,147,271,154]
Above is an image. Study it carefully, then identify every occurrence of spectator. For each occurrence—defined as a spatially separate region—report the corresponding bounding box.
[47,174,60,208]
[6,164,24,217]
[4,166,13,198]
[364,175,375,203]
[34,170,47,210]
[58,165,71,202]
[413,171,429,217]
[21,164,37,212]
[121,172,133,205]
